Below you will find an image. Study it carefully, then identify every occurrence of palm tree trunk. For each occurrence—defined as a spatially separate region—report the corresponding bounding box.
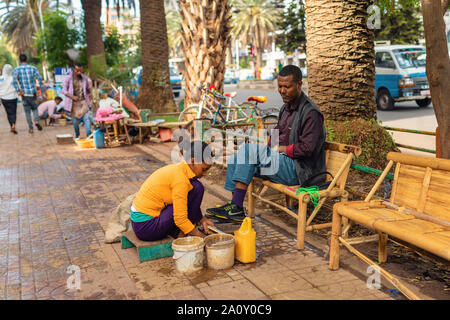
[421,0,450,158]
[81,0,107,79]
[135,0,175,112]
[180,0,232,106]
[27,0,39,34]
[305,0,376,120]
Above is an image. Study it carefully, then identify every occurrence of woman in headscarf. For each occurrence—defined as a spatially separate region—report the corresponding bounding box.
[0,64,18,134]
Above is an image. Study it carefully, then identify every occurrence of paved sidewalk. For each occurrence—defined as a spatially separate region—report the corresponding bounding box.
[0,108,392,300]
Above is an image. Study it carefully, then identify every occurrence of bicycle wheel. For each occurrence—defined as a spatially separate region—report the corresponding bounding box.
[178,104,214,122]
[262,114,278,131]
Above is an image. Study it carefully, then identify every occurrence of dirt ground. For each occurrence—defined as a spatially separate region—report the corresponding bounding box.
[205,165,450,300]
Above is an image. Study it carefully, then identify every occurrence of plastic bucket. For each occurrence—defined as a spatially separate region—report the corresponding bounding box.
[204,234,235,270]
[171,236,205,273]
[75,138,95,149]
[93,129,105,148]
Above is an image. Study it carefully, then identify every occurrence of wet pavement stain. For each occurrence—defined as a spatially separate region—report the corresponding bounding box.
[139,281,154,293]
[189,269,219,285]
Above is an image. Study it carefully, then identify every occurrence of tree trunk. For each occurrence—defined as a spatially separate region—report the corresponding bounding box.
[81,0,107,79]
[135,0,175,112]
[226,44,232,67]
[420,0,450,159]
[180,0,231,106]
[27,1,39,34]
[255,47,263,78]
[305,0,376,120]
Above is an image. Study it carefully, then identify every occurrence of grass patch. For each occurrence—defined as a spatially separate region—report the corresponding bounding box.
[150,115,179,122]
[325,118,399,170]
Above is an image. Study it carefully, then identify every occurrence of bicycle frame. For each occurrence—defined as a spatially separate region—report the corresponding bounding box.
[194,86,261,125]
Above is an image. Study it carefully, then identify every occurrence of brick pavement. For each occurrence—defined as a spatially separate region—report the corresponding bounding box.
[0,107,392,300]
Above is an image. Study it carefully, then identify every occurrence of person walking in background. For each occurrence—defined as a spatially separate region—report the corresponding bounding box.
[12,54,45,133]
[62,62,92,139]
[0,64,18,134]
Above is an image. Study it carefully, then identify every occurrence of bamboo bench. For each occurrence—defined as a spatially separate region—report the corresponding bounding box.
[329,152,450,273]
[247,141,361,250]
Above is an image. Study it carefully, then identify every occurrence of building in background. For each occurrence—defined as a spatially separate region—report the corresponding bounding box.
[102,6,140,51]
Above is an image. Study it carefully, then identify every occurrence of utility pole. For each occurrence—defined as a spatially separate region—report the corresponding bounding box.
[38,0,48,82]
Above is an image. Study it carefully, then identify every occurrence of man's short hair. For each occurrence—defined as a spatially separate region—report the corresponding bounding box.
[55,96,63,103]
[19,54,27,62]
[182,140,213,165]
[279,65,303,82]
[74,62,84,68]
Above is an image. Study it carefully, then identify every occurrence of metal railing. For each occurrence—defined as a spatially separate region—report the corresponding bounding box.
[383,126,436,154]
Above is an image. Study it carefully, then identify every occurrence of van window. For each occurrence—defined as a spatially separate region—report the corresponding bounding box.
[393,49,426,69]
[169,67,178,77]
[375,52,395,68]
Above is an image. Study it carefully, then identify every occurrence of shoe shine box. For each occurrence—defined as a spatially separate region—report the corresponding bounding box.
[56,134,74,144]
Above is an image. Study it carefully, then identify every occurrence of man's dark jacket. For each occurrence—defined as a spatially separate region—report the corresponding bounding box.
[277,93,326,186]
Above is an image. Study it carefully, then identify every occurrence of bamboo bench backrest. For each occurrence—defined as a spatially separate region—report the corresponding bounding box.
[324,142,361,190]
[387,152,450,222]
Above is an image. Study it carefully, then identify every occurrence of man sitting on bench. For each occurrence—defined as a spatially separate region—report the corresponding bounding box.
[131,140,216,241]
[207,65,326,221]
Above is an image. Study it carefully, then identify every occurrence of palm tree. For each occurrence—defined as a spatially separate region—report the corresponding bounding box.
[0,0,48,55]
[231,0,279,77]
[135,0,175,112]
[180,0,232,106]
[304,0,376,120]
[80,0,107,79]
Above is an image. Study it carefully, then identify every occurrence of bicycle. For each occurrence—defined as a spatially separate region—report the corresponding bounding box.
[178,85,279,130]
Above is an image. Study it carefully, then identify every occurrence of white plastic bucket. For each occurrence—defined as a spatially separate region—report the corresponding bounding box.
[171,236,205,273]
[204,234,235,270]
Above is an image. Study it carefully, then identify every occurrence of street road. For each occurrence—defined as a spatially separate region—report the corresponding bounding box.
[176,84,437,156]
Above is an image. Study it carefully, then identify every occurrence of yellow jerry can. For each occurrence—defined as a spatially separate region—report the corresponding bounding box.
[234,217,256,263]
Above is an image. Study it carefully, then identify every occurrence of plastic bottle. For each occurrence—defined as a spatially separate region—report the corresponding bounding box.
[93,128,105,148]
[234,217,256,263]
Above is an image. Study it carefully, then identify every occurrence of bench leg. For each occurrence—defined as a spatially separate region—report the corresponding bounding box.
[341,192,350,237]
[329,206,342,270]
[248,180,255,218]
[297,198,307,250]
[378,232,388,263]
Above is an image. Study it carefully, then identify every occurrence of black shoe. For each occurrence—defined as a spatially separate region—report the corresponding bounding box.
[206,201,247,222]
[36,123,42,131]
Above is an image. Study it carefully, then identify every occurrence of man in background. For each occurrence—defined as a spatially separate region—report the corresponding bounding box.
[62,62,93,139]
[38,96,63,124]
[13,54,45,133]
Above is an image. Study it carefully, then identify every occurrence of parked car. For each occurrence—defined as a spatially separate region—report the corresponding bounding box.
[238,69,255,81]
[375,44,431,110]
[169,67,182,98]
[224,70,239,84]
[300,67,308,78]
[135,66,183,98]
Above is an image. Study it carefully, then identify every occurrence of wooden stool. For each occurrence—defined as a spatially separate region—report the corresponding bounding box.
[101,119,131,147]
[121,230,174,262]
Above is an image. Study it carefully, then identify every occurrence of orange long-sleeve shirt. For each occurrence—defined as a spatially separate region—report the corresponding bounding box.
[132,161,197,234]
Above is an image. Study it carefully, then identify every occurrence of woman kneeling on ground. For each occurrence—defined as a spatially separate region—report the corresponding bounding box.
[131,140,216,241]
